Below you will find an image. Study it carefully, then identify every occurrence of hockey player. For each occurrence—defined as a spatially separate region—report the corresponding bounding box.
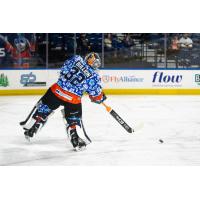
[20,52,106,151]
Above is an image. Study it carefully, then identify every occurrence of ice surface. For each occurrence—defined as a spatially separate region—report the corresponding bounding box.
[0,95,200,166]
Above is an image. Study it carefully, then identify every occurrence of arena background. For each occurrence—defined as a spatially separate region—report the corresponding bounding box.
[0,33,199,95]
[1,0,200,198]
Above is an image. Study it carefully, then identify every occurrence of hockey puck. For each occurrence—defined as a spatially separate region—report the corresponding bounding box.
[159,139,164,143]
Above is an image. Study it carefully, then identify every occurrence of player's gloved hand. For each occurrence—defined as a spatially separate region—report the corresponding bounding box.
[89,92,107,104]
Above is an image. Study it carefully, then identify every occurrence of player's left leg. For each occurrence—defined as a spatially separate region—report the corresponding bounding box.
[23,103,53,139]
[62,102,86,151]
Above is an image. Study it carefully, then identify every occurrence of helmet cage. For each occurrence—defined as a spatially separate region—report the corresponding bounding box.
[85,52,101,69]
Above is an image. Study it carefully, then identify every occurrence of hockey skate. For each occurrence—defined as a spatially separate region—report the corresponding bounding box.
[68,128,86,151]
[22,116,48,142]
[23,123,40,141]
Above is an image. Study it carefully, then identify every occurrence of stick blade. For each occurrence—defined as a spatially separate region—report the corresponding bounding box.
[110,109,133,133]
[128,127,134,133]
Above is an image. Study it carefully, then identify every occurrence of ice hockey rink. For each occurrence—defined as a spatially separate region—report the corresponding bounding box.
[0,94,200,166]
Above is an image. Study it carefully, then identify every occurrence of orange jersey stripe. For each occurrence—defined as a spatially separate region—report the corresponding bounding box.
[50,83,81,104]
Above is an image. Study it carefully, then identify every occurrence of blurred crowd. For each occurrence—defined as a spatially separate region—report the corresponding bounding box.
[1,33,200,68]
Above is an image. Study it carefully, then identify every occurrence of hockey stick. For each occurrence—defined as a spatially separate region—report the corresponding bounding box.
[102,102,133,133]
[81,119,92,143]
[19,99,41,126]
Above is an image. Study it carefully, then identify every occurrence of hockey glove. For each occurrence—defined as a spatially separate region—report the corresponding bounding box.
[89,92,107,104]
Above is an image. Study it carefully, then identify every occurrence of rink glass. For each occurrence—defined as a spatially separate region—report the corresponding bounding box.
[0,33,200,69]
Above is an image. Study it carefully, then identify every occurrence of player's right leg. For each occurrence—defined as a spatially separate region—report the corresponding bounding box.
[21,88,60,140]
[62,103,86,151]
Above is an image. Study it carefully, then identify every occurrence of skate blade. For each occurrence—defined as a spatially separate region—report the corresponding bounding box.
[25,135,31,142]
[75,146,86,152]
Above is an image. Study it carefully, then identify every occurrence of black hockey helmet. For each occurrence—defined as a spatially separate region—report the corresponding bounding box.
[85,52,101,69]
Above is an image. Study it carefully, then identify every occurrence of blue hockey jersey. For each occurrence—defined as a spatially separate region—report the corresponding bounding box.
[57,55,102,97]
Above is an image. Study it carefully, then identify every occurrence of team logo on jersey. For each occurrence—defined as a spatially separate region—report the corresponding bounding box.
[195,74,200,86]
[20,72,46,87]
[0,73,9,87]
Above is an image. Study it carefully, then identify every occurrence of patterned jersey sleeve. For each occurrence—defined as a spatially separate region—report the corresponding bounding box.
[84,72,102,97]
